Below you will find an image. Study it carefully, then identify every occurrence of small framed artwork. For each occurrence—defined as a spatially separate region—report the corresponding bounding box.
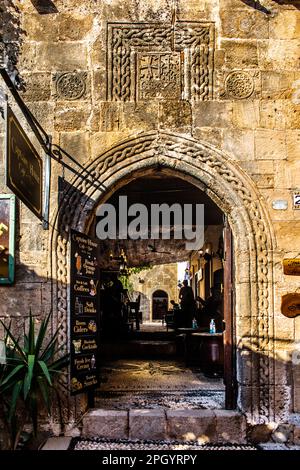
[0,195,16,284]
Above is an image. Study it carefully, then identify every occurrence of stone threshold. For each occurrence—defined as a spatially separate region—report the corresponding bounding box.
[82,409,246,444]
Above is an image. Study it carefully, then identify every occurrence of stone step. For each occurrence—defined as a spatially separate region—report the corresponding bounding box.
[82,409,246,444]
[101,340,177,358]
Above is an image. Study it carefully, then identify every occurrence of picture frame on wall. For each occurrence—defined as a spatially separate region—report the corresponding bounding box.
[0,194,16,285]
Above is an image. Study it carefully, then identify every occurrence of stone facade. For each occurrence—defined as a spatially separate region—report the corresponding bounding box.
[129,263,178,321]
[0,0,300,437]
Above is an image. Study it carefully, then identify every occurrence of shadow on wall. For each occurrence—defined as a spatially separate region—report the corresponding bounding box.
[241,0,300,13]
[1,1,26,88]
[30,0,58,14]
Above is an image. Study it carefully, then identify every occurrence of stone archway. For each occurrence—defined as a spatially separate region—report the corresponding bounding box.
[50,130,282,427]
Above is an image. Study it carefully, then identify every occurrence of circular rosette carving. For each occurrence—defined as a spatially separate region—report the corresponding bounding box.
[225,71,254,99]
[56,71,86,100]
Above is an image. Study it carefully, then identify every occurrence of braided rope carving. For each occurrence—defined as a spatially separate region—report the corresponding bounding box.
[52,131,274,424]
[108,22,214,102]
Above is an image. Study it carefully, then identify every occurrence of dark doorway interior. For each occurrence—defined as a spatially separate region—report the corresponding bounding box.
[152,290,168,321]
[89,171,235,411]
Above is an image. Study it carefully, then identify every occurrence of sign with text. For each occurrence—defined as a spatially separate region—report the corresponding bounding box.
[70,230,100,395]
[283,259,300,276]
[6,106,43,220]
[293,192,300,210]
[281,293,300,318]
[0,195,15,284]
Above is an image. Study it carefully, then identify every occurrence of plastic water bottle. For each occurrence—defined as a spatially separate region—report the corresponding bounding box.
[192,318,198,329]
[209,319,216,334]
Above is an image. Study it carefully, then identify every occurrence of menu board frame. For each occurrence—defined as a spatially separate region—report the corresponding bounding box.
[0,194,16,285]
[70,229,100,395]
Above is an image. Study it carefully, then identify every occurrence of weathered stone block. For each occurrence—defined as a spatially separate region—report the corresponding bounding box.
[222,40,258,68]
[269,11,300,40]
[274,161,300,189]
[255,130,286,160]
[192,127,224,148]
[99,102,123,132]
[129,410,166,440]
[21,13,59,41]
[193,102,233,128]
[166,410,216,443]
[0,283,42,318]
[35,43,87,71]
[258,40,300,70]
[286,130,300,161]
[261,72,294,100]
[20,73,51,101]
[232,101,259,129]
[54,105,91,131]
[58,13,94,40]
[90,131,130,159]
[222,129,254,161]
[123,102,160,132]
[26,102,55,133]
[259,100,286,130]
[220,9,269,39]
[93,69,107,102]
[160,101,191,132]
[82,410,128,439]
[214,410,247,443]
[17,43,37,71]
[59,131,91,165]
[284,102,300,129]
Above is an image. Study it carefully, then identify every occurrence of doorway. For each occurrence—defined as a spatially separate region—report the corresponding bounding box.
[152,290,168,321]
[91,172,235,411]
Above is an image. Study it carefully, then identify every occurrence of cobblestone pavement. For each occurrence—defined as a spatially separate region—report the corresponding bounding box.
[71,437,257,451]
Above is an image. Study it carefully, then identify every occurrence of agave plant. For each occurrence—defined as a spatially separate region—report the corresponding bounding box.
[0,311,69,449]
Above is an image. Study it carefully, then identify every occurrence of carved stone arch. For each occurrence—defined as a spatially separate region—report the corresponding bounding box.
[50,130,283,427]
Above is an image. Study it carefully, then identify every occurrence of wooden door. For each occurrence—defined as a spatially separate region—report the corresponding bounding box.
[223,217,237,409]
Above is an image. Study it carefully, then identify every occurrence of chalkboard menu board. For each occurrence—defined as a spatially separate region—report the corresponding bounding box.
[70,230,100,395]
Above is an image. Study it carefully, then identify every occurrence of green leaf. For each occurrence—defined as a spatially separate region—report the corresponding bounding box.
[9,380,22,421]
[0,364,24,389]
[23,355,35,399]
[40,330,59,362]
[0,321,26,361]
[37,377,50,413]
[29,391,38,437]
[35,311,52,358]
[38,360,52,386]
[28,310,35,355]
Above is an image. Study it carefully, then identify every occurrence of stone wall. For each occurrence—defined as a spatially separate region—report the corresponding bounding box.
[129,263,178,321]
[0,0,299,430]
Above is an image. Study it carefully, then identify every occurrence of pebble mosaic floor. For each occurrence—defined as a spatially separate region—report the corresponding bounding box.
[96,359,224,409]
[72,437,257,451]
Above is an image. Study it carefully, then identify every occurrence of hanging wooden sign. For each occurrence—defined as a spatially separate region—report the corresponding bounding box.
[281,293,300,318]
[283,259,300,276]
[6,106,43,220]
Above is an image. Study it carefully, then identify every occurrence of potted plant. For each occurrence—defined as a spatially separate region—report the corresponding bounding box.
[0,310,69,450]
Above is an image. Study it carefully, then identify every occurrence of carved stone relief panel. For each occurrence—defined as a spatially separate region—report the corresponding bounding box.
[137,52,182,100]
[107,22,214,102]
[53,71,88,100]
[217,69,260,100]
